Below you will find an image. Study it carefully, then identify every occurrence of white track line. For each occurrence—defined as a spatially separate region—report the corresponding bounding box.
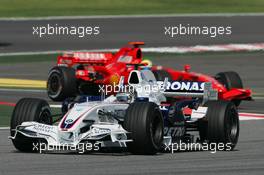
[1,13,264,21]
[240,117,264,120]
[1,43,264,56]
[251,96,264,100]
[0,127,10,130]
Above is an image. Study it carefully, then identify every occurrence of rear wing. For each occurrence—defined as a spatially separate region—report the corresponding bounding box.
[58,42,145,67]
[58,52,113,66]
[161,79,218,102]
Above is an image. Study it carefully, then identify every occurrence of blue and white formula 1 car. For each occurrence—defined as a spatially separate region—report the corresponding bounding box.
[9,69,239,155]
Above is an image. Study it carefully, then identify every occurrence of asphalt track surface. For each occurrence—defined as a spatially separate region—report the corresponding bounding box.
[0,119,264,175]
[0,15,264,175]
[0,15,264,53]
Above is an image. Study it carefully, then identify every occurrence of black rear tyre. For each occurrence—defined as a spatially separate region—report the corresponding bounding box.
[203,100,239,150]
[123,102,164,155]
[215,71,243,106]
[10,98,52,152]
[47,66,77,101]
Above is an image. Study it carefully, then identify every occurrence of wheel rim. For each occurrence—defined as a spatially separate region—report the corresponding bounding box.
[48,73,62,97]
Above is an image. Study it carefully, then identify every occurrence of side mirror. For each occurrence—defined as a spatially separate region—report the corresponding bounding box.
[128,71,141,85]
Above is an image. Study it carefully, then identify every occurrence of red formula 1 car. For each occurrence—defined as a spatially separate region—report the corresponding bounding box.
[47,42,252,106]
[47,42,144,101]
[151,66,252,106]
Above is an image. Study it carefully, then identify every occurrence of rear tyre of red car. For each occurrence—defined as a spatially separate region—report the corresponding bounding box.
[47,66,77,101]
[201,100,239,150]
[123,102,164,155]
[10,98,52,152]
[215,71,243,106]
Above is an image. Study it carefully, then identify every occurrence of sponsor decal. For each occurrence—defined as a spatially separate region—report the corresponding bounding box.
[164,126,185,137]
[157,81,205,92]
[74,52,107,60]
[159,106,168,111]
[118,56,132,63]
[33,123,55,133]
[65,119,74,125]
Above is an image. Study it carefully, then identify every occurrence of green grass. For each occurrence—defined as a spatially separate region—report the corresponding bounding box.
[0,0,264,17]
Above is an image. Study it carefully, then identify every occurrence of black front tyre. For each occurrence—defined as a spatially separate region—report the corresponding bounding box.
[10,98,52,152]
[202,100,239,150]
[215,71,243,106]
[123,102,164,155]
[47,66,77,101]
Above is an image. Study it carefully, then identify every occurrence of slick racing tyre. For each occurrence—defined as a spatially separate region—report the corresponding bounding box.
[47,66,77,101]
[152,69,172,81]
[124,102,164,155]
[202,100,239,150]
[215,71,243,106]
[10,98,52,152]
